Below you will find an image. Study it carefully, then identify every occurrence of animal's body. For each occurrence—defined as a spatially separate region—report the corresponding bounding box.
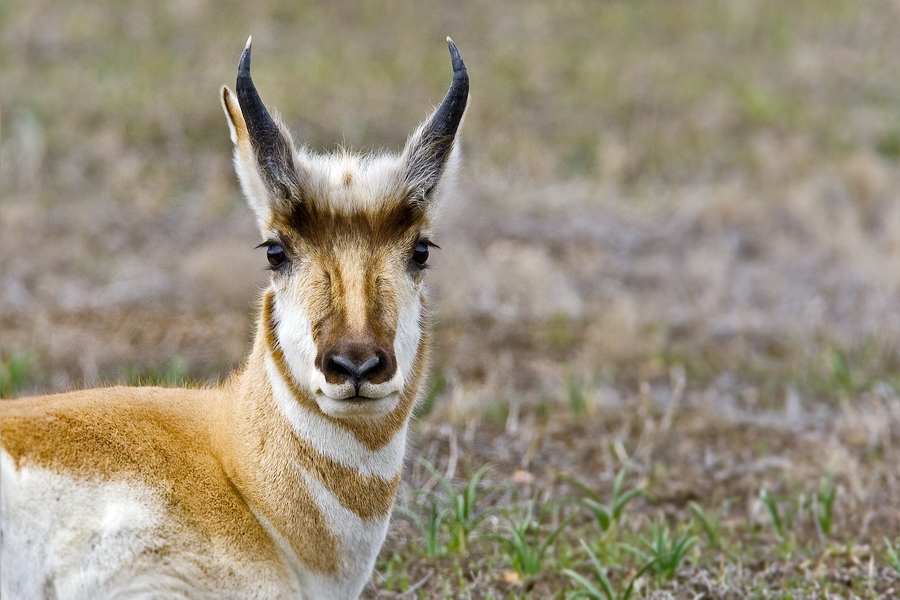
[0,37,468,599]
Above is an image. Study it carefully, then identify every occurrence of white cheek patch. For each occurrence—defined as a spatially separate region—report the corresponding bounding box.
[271,290,327,396]
[393,290,424,381]
[270,289,401,416]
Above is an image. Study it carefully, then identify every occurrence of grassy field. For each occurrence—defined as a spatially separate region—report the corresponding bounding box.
[2,0,900,597]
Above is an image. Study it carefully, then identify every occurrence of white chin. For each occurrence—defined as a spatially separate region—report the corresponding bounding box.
[315,393,401,419]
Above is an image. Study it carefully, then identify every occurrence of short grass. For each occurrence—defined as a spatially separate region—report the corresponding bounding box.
[368,378,900,597]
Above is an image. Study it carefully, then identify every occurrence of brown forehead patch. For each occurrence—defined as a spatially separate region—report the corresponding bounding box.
[271,196,428,249]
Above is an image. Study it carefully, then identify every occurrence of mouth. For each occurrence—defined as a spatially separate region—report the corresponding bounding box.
[314,390,400,418]
[343,394,379,403]
[316,386,394,402]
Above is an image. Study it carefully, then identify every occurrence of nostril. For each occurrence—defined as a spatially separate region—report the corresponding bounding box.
[330,355,362,380]
[356,356,380,379]
[327,354,382,393]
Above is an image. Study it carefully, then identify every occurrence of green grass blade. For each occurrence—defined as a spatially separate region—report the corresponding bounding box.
[621,557,660,600]
[687,501,718,548]
[581,540,616,599]
[760,488,784,538]
[885,537,900,574]
[611,487,642,521]
[563,569,609,600]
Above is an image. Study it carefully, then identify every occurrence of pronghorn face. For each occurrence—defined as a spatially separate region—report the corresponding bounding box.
[221,38,467,420]
[262,178,432,419]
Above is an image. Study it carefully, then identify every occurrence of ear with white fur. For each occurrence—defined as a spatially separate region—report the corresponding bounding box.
[221,36,303,231]
[401,38,469,208]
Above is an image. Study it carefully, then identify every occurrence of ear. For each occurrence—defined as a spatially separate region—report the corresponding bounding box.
[221,37,303,232]
[401,38,469,209]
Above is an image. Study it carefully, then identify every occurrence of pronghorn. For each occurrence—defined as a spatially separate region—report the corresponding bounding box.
[0,37,468,598]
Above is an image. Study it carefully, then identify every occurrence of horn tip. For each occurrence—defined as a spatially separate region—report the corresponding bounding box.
[446,37,465,73]
[238,36,253,77]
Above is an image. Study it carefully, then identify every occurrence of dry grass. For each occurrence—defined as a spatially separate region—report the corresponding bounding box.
[2,0,899,596]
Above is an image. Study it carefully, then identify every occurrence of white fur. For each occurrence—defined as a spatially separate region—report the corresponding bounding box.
[300,152,407,216]
[295,470,392,599]
[0,452,289,599]
[393,290,426,381]
[270,290,323,399]
[247,505,307,596]
[1,452,159,598]
[235,148,278,230]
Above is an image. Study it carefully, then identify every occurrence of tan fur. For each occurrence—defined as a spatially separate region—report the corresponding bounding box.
[227,335,346,575]
[221,87,251,159]
[1,386,285,570]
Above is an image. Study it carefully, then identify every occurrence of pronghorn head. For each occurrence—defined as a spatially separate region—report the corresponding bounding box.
[221,37,467,421]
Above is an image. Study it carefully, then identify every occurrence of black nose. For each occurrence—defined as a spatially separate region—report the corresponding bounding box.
[321,343,394,396]
[330,355,380,391]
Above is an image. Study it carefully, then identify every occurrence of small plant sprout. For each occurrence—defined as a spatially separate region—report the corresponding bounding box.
[375,553,411,591]
[123,356,190,388]
[396,500,449,558]
[760,488,786,538]
[495,502,575,578]
[420,460,492,554]
[625,519,697,580]
[813,470,836,536]
[564,540,658,600]
[569,467,643,532]
[886,537,900,575]
[688,500,733,549]
[567,371,588,417]
[0,352,35,399]
[829,347,855,396]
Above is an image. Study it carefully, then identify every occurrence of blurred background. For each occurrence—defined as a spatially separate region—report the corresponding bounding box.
[3,0,897,402]
[2,0,899,595]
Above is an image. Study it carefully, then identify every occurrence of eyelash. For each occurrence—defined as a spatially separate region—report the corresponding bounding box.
[256,240,288,270]
[411,239,438,269]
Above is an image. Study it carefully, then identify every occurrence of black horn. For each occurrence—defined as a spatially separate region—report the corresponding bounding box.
[425,38,469,147]
[235,36,298,196]
[404,38,469,200]
[236,37,280,154]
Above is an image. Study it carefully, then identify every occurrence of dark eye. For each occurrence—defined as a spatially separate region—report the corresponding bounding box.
[411,241,432,269]
[266,244,287,269]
